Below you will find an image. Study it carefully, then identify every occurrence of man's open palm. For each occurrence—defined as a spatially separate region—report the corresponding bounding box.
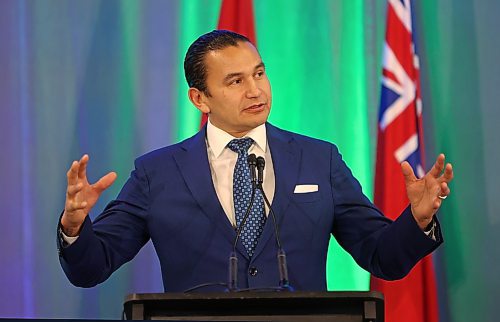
[61,154,116,236]
[402,153,453,230]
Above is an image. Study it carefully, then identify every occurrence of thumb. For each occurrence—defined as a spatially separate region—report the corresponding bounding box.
[93,171,117,194]
[401,161,417,185]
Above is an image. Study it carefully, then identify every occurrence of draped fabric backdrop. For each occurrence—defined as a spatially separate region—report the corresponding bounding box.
[1,1,498,321]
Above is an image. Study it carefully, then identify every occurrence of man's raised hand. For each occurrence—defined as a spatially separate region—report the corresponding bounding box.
[61,154,116,236]
[402,153,454,230]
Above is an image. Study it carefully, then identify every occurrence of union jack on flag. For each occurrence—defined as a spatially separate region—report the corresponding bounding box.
[371,0,439,321]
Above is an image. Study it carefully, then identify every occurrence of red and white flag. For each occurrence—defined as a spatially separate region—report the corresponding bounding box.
[371,0,439,321]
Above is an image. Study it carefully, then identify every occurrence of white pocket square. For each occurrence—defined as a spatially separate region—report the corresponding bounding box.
[293,184,319,193]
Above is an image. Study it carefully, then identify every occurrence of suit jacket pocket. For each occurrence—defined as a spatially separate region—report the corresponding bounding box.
[292,191,321,203]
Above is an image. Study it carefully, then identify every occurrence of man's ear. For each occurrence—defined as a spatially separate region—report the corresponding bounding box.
[188,88,210,114]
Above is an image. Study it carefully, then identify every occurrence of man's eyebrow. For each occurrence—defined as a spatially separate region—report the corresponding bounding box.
[223,62,266,83]
[223,72,244,83]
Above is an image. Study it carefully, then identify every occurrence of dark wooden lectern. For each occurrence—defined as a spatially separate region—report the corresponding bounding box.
[123,291,384,321]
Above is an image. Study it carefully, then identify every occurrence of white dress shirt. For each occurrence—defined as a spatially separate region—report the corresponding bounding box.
[206,119,275,227]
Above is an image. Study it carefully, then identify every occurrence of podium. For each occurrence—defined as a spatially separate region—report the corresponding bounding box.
[123,291,384,321]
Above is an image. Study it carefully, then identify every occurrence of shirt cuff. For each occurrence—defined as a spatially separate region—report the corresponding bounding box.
[423,218,437,241]
[59,228,79,246]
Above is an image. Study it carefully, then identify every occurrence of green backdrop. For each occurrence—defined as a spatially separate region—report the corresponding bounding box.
[1,1,499,321]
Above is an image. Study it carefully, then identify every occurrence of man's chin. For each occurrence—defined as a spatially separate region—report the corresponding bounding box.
[232,120,268,137]
[247,113,269,128]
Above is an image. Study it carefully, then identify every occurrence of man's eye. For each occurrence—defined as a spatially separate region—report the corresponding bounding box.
[230,79,242,85]
[255,71,264,78]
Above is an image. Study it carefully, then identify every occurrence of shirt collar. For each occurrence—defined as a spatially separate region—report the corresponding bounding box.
[206,118,267,158]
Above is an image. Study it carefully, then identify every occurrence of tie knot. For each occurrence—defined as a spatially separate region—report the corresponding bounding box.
[228,138,254,154]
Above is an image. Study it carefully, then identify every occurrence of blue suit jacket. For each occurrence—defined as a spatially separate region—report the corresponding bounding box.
[59,123,441,291]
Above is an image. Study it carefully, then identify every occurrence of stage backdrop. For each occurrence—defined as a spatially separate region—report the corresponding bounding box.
[0,1,498,321]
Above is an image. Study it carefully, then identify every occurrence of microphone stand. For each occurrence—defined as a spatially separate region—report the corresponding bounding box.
[227,154,258,292]
[227,154,293,292]
[256,156,293,291]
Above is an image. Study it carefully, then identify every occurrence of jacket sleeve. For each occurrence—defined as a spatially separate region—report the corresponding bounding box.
[57,158,151,287]
[329,144,442,280]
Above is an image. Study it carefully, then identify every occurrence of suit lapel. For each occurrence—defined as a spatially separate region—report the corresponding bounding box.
[173,127,249,259]
[252,123,301,260]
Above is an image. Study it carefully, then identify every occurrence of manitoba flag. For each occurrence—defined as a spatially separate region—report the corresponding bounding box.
[371,0,439,321]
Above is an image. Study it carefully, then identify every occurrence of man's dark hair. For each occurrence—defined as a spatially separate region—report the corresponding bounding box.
[184,30,251,96]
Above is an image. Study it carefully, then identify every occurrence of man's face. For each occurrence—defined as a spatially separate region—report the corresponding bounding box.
[197,41,272,137]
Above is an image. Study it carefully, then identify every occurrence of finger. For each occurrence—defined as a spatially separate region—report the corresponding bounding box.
[429,154,445,178]
[66,160,80,186]
[67,182,83,197]
[78,154,89,180]
[442,163,453,182]
[401,161,417,184]
[433,183,444,209]
[434,199,442,210]
[440,182,450,196]
[92,172,117,193]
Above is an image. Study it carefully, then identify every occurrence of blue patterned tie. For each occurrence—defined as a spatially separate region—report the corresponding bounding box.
[228,138,266,257]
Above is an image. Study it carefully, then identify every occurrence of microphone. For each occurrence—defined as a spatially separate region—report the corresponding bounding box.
[256,156,292,290]
[256,156,264,186]
[227,153,259,292]
[248,153,257,188]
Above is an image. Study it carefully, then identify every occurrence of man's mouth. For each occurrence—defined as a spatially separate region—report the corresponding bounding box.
[244,103,266,112]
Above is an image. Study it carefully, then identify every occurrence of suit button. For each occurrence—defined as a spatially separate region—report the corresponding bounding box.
[249,267,258,276]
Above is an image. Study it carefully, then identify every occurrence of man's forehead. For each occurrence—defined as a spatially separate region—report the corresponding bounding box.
[205,42,263,74]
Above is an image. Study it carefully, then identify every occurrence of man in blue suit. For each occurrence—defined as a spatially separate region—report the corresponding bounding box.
[58,30,454,291]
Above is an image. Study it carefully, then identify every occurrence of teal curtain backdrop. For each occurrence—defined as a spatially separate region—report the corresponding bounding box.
[0,1,498,321]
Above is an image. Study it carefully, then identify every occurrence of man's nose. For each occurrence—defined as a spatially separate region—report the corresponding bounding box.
[245,79,261,98]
